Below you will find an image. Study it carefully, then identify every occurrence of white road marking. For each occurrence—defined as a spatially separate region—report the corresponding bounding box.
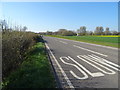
[45,43,74,88]
[60,54,118,79]
[68,56,104,77]
[59,41,68,44]
[55,37,118,50]
[60,57,88,79]
[91,54,120,69]
[69,70,88,80]
[88,55,120,71]
[79,55,116,75]
[73,45,108,57]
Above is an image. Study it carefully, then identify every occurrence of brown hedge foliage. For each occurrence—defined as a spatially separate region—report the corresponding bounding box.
[2,31,38,80]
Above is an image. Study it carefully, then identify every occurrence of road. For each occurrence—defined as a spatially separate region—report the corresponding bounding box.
[43,36,119,89]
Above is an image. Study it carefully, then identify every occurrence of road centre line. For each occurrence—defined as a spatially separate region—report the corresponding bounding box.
[45,43,74,88]
[73,45,108,57]
[55,37,118,50]
[59,41,68,44]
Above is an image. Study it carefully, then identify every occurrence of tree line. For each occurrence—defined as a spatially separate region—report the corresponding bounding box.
[0,19,28,32]
[40,26,119,36]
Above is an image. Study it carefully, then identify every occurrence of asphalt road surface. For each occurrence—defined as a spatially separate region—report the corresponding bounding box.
[43,36,119,89]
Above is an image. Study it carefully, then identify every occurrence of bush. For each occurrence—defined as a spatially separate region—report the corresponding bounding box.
[62,31,76,36]
[3,43,55,88]
[2,31,39,80]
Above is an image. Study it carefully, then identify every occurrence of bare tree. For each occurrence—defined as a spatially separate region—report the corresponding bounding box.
[79,26,86,36]
[0,20,8,32]
[86,31,93,35]
[94,26,104,35]
[104,27,110,35]
[22,26,27,32]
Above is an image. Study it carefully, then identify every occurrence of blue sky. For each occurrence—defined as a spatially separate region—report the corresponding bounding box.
[1,2,118,32]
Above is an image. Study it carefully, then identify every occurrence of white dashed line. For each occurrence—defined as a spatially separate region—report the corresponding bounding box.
[56,37,118,50]
[59,41,68,44]
[73,45,108,57]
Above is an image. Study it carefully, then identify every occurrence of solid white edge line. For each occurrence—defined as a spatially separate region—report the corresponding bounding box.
[45,43,74,88]
[54,37,118,50]
[73,45,108,57]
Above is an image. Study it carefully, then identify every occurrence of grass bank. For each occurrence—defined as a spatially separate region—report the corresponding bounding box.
[2,42,56,89]
[46,35,119,48]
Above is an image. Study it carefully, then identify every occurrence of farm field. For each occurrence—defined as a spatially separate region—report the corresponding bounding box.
[47,35,119,48]
[96,35,120,37]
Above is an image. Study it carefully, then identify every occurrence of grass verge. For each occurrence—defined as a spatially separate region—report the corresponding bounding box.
[46,35,119,48]
[2,42,56,89]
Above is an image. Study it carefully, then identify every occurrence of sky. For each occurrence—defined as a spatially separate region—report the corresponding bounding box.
[1,2,118,32]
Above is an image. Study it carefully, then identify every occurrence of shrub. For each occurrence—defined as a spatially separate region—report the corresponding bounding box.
[2,31,39,80]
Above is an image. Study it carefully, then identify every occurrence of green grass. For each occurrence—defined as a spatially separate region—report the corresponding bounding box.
[3,42,56,89]
[46,35,119,48]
